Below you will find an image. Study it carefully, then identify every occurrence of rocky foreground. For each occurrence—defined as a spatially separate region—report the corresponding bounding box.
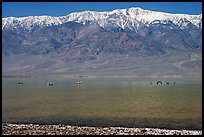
[2,123,202,135]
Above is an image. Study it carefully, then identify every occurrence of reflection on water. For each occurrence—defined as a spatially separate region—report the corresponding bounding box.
[2,77,202,130]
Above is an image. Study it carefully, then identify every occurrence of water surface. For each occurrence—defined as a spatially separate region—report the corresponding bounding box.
[2,77,202,130]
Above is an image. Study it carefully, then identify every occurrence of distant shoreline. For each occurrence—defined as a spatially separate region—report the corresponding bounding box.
[2,74,202,79]
[2,123,202,135]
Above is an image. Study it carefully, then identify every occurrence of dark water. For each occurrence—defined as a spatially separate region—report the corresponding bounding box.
[2,77,202,130]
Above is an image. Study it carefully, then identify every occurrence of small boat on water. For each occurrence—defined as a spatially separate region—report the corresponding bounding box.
[46,83,53,86]
[76,81,82,85]
[17,82,23,84]
[156,81,162,85]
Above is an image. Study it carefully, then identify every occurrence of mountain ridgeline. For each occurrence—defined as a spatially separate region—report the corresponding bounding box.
[2,7,202,76]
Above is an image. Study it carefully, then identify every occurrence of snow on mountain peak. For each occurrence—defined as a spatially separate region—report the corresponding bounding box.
[2,7,202,31]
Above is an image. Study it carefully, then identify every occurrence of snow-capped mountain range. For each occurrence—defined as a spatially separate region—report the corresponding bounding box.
[2,7,202,76]
[2,7,202,32]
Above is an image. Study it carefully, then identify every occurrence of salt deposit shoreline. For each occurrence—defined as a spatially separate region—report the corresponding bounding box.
[2,123,202,135]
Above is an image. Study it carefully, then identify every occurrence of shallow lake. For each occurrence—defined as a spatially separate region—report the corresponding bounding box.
[2,76,202,130]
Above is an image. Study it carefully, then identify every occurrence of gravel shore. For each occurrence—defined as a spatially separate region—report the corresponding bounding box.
[2,123,202,135]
